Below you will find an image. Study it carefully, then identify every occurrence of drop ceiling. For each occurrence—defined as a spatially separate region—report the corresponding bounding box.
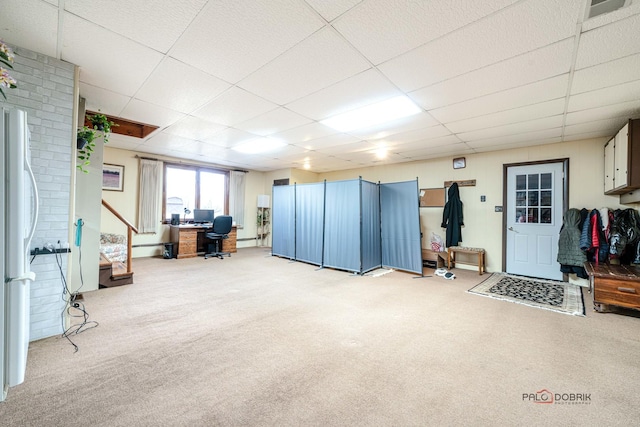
[2,0,640,172]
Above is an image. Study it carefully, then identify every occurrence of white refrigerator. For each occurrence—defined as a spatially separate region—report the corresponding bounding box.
[1,108,39,402]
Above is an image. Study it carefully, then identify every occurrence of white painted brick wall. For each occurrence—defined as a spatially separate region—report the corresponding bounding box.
[5,45,75,341]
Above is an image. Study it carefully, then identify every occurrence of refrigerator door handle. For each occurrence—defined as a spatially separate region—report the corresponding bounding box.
[24,136,38,249]
[6,271,36,284]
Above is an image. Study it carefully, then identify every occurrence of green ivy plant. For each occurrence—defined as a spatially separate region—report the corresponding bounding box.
[76,112,119,173]
[76,126,97,174]
[88,112,117,143]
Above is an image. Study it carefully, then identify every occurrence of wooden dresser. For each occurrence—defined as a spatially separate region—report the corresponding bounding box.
[170,225,237,259]
[584,262,640,312]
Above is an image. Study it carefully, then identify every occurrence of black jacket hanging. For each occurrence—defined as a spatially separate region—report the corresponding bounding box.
[441,183,464,247]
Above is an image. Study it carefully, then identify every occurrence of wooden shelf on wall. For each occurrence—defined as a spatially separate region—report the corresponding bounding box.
[84,111,158,139]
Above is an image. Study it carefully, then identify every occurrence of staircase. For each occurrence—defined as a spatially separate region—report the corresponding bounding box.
[100,199,139,288]
[99,253,134,288]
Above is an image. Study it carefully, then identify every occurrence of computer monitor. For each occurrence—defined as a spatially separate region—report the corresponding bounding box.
[193,209,214,224]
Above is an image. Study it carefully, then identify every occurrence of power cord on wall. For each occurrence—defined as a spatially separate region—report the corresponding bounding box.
[55,227,99,352]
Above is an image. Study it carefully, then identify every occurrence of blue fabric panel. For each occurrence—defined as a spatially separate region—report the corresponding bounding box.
[380,180,422,274]
[295,183,325,265]
[361,179,382,273]
[271,185,295,259]
[323,180,360,272]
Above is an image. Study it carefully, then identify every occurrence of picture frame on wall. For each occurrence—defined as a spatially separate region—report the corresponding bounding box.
[102,164,124,191]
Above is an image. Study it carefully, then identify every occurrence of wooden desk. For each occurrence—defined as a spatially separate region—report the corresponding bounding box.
[447,246,485,275]
[170,225,237,259]
[584,262,640,313]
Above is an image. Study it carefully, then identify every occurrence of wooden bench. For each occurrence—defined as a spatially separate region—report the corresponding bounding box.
[447,246,486,275]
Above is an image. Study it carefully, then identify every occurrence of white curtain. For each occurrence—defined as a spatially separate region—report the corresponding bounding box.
[138,159,162,233]
[229,170,246,227]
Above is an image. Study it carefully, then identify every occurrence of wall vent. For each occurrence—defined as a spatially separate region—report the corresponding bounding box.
[587,0,631,18]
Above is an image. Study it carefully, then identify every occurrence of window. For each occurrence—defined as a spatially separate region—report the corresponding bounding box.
[514,172,553,224]
[163,163,228,222]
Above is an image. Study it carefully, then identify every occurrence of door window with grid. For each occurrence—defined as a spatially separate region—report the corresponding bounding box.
[514,172,553,224]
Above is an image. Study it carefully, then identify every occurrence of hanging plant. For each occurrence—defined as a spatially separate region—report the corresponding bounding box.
[76,126,97,173]
[87,112,118,143]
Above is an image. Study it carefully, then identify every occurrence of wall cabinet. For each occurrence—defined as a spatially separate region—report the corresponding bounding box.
[604,119,640,195]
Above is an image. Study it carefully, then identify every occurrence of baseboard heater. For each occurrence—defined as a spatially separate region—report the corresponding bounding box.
[132,243,165,248]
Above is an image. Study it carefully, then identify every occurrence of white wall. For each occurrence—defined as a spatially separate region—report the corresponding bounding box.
[318,138,638,273]
[102,147,270,254]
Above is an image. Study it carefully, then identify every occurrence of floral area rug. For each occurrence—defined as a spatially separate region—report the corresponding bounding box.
[468,273,585,316]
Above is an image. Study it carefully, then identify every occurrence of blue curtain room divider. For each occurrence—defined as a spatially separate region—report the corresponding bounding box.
[271,185,295,259]
[360,179,382,273]
[322,178,382,274]
[272,178,421,275]
[294,182,325,266]
[380,180,423,275]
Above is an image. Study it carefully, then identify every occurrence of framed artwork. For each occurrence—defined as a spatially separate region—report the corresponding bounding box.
[102,164,124,191]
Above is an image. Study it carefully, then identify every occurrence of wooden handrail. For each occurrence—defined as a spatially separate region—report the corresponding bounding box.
[102,199,138,274]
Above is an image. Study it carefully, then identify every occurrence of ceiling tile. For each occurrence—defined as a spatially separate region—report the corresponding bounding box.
[238,27,371,105]
[398,142,474,161]
[234,108,312,136]
[292,133,361,151]
[0,0,58,57]
[472,137,562,153]
[575,11,640,70]
[563,117,628,136]
[201,128,261,149]
[170,0,324,83]
[62,13,164,96]
[335,0,519,65]
[79,83,132,117]
[568,80,640,112]
[120,99,185,128]
[140,132,193,152]
[270,122,339,145]
[305,0,362,22]
[64,0,207,52]
[465,128,562,149]
[429,74,569,123]
[345,112,440,140]
[446,99,566,134]
[377,0,580,91]
[458,116,564,142]
[163,115,227,141]
[285,69,401,120]
[372,124,453,146]
[408,39,574,110]
[192,87,277,127]
[564,99,640,126]
[315,140,373,155]
[135,57,231,113]
[571,53,640,94]
[389,135,464,155]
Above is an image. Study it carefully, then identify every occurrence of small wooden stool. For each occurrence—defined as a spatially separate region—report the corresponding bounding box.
[447,246,486,275]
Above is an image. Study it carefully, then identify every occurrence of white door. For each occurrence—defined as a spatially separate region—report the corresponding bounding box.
[506,163,564,280]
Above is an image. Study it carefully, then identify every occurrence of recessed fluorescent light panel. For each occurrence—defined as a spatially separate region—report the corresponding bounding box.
[320,96,422,132]
[232,137,286,154]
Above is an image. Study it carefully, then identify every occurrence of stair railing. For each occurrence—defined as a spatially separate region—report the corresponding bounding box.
[102,199,139,274]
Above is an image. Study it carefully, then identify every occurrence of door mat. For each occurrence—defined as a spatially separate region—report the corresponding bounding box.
[468,273,585,316]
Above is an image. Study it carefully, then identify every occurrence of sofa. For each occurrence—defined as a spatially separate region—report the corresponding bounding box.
[100,233,127,263]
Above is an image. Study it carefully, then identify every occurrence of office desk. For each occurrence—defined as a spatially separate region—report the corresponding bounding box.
[170,225,237,259]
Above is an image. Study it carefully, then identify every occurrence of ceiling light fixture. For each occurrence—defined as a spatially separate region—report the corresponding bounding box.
[232,137,286,154]
[320,95,422,133]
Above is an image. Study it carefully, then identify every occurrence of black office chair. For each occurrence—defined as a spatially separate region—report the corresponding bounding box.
[204,215,233,259]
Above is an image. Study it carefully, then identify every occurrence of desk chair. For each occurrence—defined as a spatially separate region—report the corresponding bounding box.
[204,215,233,260]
